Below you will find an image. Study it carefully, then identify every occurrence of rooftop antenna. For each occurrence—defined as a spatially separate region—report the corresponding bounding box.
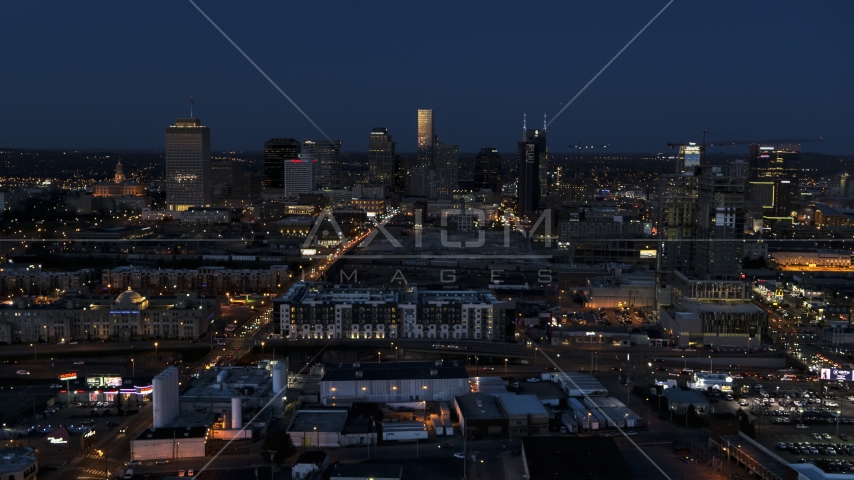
[190,96,194,117]
[522,112,527,141]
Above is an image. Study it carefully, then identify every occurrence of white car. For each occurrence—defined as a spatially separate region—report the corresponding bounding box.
[796,424,808,429]
[453,453,465,459]
[16,370,30,375]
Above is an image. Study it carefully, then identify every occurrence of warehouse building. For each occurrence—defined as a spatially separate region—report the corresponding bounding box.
[320,361,469,405]
[662,388,710,416]
[130,426,208,461]
[497,395,549,436]
[454,393,508,437]
[286,410,348,449]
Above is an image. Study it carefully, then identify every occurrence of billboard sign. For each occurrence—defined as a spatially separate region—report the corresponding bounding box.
[820,368,854,381]
[59,373,77,381]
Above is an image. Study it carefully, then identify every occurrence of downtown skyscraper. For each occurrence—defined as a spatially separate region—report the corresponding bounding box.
[368,127,395,188]
[517,118,547,216]
[303,139,342,189]
[166,118,210,211]
[417,109,434,168]
[263,138,301,195]
[474,147,502,192]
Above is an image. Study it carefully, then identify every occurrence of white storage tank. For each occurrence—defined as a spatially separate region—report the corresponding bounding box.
[231,397,242,429]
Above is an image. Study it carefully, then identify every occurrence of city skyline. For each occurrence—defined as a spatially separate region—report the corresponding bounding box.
[0,2,851,154]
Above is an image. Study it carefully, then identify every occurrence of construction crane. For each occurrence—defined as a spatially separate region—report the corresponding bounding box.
[569,141,611,151]
[667,132,823,150]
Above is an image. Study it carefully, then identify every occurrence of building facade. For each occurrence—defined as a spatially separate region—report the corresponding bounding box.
[275,283,513,341]
[0,290,218,342]
[284,155,315,198]
[102,265,290,295]
[303,140,342,189]
[166,118,211,211]
[417,109,434,168]
[263,138,301,194]
[369,128,395,188]
[474,147,502,193]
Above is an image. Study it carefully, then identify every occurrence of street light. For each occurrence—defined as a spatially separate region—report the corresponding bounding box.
[377,351,381,363]
[504,358,508,373]
[30,343,36,361]
[154,342,158,359]
[261,341,265,359]
[132,358,135,377]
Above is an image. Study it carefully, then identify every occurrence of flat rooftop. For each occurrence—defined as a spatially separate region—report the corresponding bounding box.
[497,394,548,416]
[0,448,36,475]
[456,393,507,421]
[321,361,468,382]
[182,366,274,400]
[134,426,208,441]
[287,409,348,433]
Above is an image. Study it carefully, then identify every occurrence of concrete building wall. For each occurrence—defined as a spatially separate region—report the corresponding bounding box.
[321,378,468,404]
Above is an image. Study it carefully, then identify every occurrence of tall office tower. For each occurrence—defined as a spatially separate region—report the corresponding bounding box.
[656,173,699,287]
[694,162,748,281]
[283,154,315,197]
[263,138,301,195]
[244,172,263,198]
[210,160,244,197]
[677,143,702,174]
[748,177,797,219]
[517,141,540,216]
[166,118,211,211]
[393,155,407,193]
[474,147,502,192]
[748,144,800,179]
[303,140,342,189]
[417,109,434,168]
[368,128,396,187]
[434,142,459,197]
[537,115,549,201]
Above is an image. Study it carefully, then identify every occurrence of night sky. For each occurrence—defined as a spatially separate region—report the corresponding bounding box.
[1,1,852,155]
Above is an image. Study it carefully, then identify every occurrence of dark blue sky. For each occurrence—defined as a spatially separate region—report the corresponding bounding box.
[1,1,852,155]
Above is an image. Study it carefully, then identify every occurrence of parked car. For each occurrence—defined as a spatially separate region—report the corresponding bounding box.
[155,460,170,465]
[73,361,85,365]
[453,453,465,459]
[126,460,142,467]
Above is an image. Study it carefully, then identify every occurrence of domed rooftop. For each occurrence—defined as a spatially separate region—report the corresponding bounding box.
[116,288,145,304]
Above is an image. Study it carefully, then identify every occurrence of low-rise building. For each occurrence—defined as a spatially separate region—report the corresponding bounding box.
[292,451,329,480]
[497,395,548,436]
[454,393,508,437]
[102,265,289,295]
[130,426,207,461]
[0,289,218,342]
[662,388,710,416]
[0,447,38,480]
[286,410,348,449]
[320,361,468,405]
